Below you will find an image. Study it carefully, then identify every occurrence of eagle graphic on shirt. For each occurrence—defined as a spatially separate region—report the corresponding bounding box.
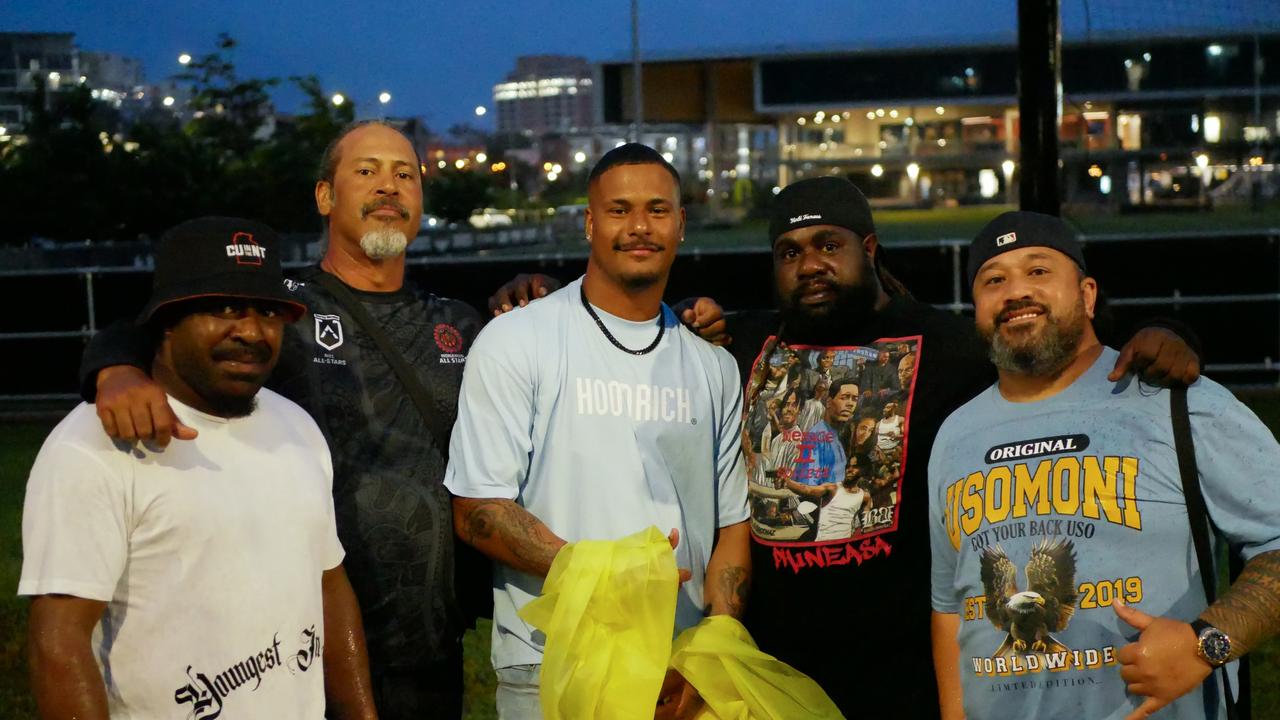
[980,538,1079,657]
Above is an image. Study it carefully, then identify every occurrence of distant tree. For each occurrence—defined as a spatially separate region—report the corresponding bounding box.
[427,168,492,223]
[0,34,429,245]
[236,75,355,233]
[177,33,277,158]
[0,78,147,244]
[540,169,589,208]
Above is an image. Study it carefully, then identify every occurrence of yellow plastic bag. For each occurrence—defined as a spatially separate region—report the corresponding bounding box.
[672,615,845,720]
[519,526,678,720]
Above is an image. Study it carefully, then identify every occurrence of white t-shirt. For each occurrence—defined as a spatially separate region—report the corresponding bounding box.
[444,277,749,669]
[876,414,904,450]
[20,390,344,719]
[815,485,867,542]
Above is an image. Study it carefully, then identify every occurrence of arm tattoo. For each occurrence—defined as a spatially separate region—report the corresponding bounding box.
[1202,550,1280,659]
[460,499,562,576]
[462,500,501,542]
[710,565,750,619]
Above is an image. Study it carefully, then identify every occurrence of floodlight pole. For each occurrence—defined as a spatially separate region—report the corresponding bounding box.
[1017,0,1061,216]
[631,0,644,143]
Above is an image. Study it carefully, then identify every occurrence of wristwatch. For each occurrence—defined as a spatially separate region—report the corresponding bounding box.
[1190,619,1232,667]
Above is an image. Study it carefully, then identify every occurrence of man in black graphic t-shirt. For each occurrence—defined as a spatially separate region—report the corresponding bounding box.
[726,176,1203,718]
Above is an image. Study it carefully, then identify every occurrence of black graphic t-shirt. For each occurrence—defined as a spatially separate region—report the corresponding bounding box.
[727,297,994,719]
[80,265,483,671]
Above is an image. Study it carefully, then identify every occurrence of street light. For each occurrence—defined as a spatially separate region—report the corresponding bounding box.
[378,91,392,104]
[162,96,175,107]
[574,151,587,163]
[178,53,192,66]
[476,152,488,163]
[331,93,346,107]
[474,105,487,117]
[870,164,884,178]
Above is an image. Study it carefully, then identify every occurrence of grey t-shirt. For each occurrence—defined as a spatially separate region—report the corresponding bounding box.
[929,347,1280,720]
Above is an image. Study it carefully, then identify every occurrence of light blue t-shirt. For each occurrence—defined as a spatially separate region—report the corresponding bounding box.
[444,276,749,670]
[928,347,1280,720]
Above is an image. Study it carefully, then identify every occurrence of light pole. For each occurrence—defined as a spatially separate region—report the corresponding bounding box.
[631,0,643,142]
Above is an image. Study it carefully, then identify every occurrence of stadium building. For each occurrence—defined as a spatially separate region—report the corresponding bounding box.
[598,30,1280,210]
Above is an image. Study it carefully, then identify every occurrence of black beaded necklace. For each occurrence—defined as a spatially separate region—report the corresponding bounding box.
[579,285,664,356]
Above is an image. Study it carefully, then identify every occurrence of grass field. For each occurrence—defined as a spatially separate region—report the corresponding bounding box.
[2,403,1279,717]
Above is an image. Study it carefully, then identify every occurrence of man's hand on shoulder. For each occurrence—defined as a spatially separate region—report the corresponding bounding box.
[1109,327,1201,386]
[671,297,730,347]
[1112,600,1212,720]
[95,365,196,447]
[487,274,562,316]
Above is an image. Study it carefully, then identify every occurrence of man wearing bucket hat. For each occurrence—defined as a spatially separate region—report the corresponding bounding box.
[724,177,1203,718]
[21,217,376,719]
[929,210,1280,720]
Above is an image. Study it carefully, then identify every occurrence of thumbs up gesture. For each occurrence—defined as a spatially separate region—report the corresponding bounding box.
[1112,600,1214,720]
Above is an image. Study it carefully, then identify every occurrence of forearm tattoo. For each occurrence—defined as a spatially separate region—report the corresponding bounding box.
[461,499,561,575]
[710,565,750,619]
[1203,550,1280,659]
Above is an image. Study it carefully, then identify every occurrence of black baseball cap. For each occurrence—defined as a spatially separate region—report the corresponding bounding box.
[768,176,876,244]
[139,217,306,325]
[967,211,1087,288]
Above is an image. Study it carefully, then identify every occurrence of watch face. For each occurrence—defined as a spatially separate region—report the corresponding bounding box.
[1200,628,1232,664]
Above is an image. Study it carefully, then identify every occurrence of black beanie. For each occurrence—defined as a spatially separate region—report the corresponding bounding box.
[768,177,876,244]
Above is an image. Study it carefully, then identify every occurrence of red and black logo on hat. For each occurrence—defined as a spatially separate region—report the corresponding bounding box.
[225,231,267,266]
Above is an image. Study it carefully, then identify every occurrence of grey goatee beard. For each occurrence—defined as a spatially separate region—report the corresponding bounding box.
[984,297,1087,377]
[359,228,409,260]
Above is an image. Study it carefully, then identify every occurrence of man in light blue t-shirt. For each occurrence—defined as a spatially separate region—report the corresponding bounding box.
[928,211,1280,720]
[445,144,750,719]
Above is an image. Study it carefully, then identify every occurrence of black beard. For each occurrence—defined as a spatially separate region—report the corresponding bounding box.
[982,298,1087,377]
[776,275,879,344]
[205,395,258,419]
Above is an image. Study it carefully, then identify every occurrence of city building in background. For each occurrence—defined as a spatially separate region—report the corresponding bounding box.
[0,32,191,135]
[0,32,79,130]
[600,30,1280,211]
[79,51,141,95]
[493,55,594,136]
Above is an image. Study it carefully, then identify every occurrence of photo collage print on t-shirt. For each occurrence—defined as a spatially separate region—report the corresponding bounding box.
[744,336,921,547]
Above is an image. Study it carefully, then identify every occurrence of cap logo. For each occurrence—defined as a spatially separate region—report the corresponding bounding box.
[996,232,1017,247]
[789,213,822,224]
[226,232,267,265]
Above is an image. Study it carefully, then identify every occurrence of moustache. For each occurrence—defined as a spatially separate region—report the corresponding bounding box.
[211,342,272,364]
[613,240,664,252]
[360,198,409,220]
[995,299,1049,326]
[791,278,837,298]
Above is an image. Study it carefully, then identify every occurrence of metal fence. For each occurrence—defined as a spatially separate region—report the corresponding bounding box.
[2,226,1278,405]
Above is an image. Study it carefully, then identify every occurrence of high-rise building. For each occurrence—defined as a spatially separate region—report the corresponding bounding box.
[0,32,80,129]
[492,55,594,136]
[80,51,143,95]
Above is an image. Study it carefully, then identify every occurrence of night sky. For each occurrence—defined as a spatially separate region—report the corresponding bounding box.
[9,0,1277,129]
